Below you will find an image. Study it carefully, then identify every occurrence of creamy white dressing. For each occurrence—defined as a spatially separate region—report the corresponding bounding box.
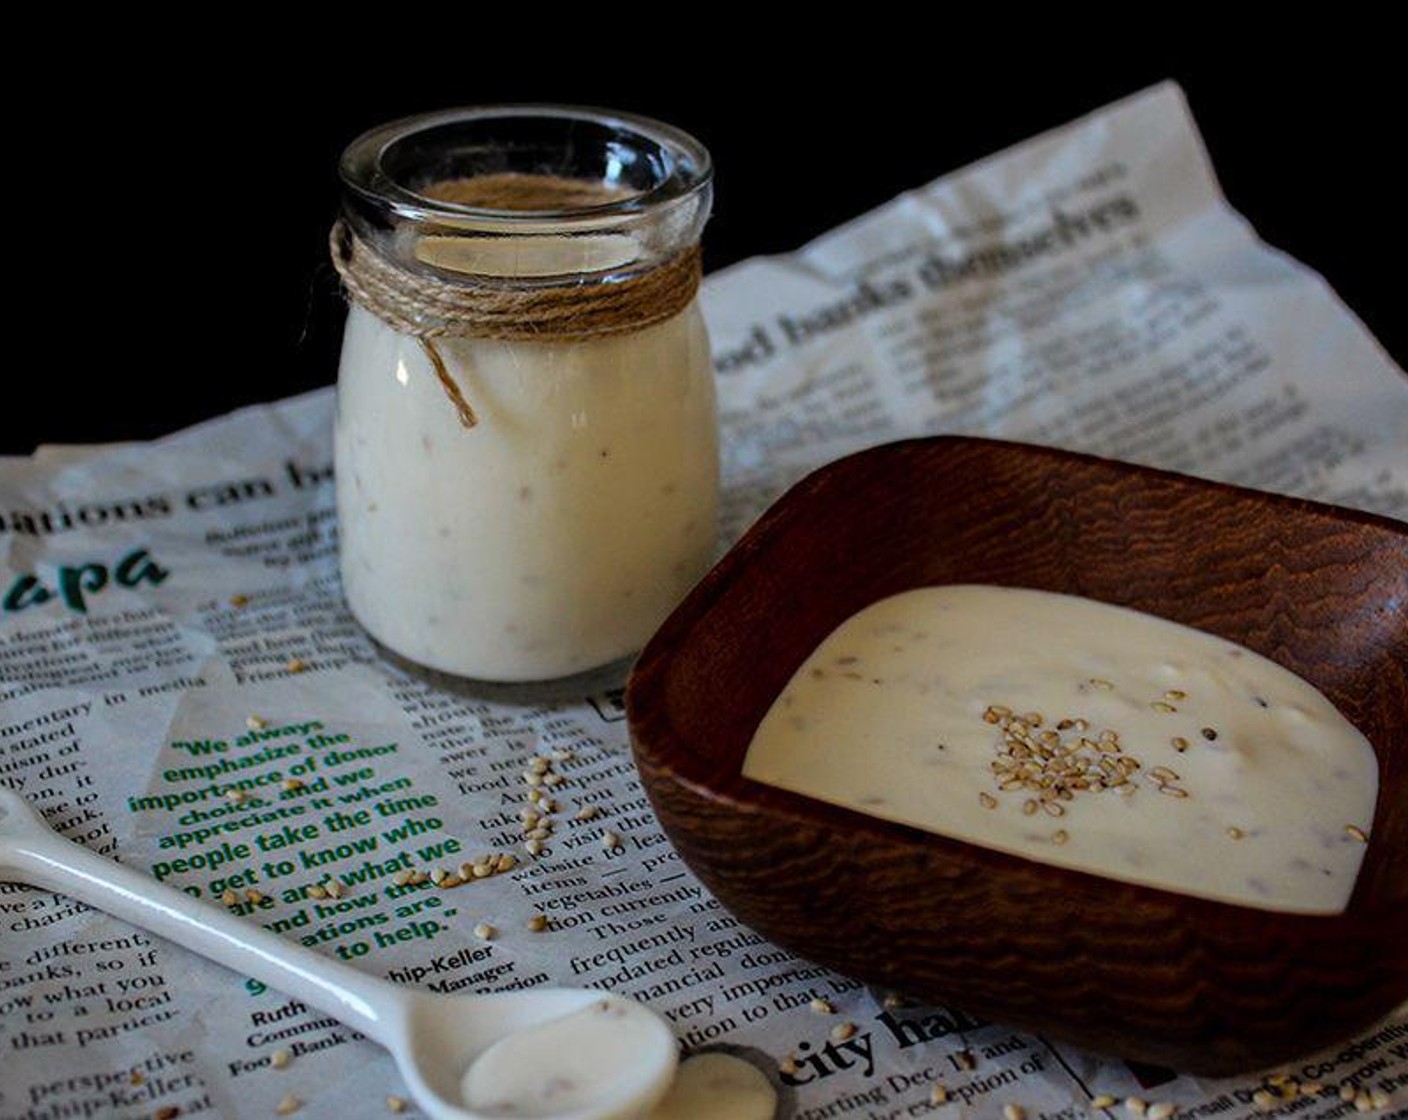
[335,239,718,683]
[459,996,677,1117]
[743,585,1378,913]
[649,1052,777,1120]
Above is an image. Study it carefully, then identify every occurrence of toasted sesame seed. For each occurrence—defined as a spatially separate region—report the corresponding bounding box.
[1090,679,1114,690]
[154,1108,181,1120]
[286,658,307,674]
[930,1082,949,1104]
[282,778,304,792]
[1052,830,1069,845]
[1339,1085,1357,1102]
[830,1021,857,1042]
[1125,1098,1147,1116]
[246,714,267,730]
[1353,1090,1372,1112]
[526,788,542,804]
[1147,1104,1177,1120]
[1158,786,1190,798]
[1346,824,1368,842]
[1023,799,1039,816]
[527,826,551,841]
[524,839,544,856]
[1201,727,1218,741]
[496,854,517,873]
[230,594,249,607]
[809,997,834,1014]
[221,889,239,907]
[307,884,327,900]
[523,771,543,787]
[601,829,622,850]
[1252,1090,1278,1110]
[1300,1082,1323,1095]
[270,1048,292,1069]
[275,1095,301,1115]
[530,757,550,774]
[1150,766,1180,782]
[1150,701,1177,713]
[392,870,413,887]
[430,869,449,885]
[1043,801,1066,818]
[575,805,600,822]
[527,914,548,932]
[1091,1096,1116,1110]
[1369,1090,1390,1110]
[474,922,496,941]
[1003,1106,1026,1120]
[226,788,249,804]
[779,1056,799,1075]
[1171,737,1189,752]
[386,1097,408,1114]
[954,1050,976,1071]
[245,889,265,905]
[1226,827,1245,840]
[544,772,564,786]
[552,749,575,762]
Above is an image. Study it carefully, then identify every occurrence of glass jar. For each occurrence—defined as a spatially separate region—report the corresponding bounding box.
[331,106,717,682]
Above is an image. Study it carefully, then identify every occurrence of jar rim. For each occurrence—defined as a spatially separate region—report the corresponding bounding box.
[339,104,713,227]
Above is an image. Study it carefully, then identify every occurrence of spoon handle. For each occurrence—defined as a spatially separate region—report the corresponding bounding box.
[0,789,403,1047]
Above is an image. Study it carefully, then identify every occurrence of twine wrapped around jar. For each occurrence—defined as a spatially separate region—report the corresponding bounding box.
[330,174,702,343]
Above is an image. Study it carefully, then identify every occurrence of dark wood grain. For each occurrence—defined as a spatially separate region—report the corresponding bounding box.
[627,436,1408,1076]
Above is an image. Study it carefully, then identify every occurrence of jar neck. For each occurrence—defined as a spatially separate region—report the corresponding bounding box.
[330,218,703,344]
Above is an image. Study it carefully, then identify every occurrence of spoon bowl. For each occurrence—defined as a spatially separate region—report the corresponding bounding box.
[405,988,678,1119]
[0,786,676,1120]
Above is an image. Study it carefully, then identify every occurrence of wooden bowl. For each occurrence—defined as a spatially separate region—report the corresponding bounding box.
[627,436,1408,1076]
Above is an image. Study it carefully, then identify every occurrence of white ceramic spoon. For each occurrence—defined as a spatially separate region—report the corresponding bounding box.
[0,788,676,1119]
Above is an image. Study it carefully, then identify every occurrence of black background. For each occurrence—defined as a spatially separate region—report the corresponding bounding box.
[11,35,1403,454]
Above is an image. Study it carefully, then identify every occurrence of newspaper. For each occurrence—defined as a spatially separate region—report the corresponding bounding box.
[2,81,1404,1120]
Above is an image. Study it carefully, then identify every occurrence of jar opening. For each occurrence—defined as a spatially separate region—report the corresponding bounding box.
[341,105,712,226]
